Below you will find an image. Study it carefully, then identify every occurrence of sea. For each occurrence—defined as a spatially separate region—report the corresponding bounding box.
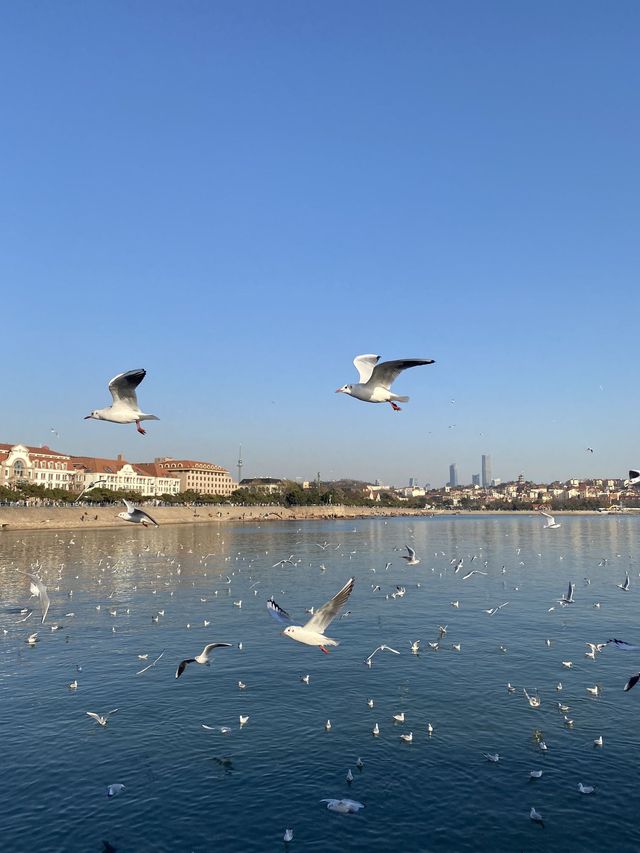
[1,514,640,853]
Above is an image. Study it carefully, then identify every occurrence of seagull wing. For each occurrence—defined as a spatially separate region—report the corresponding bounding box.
[201,642,233,657]
[380,644,400,654]
[366,359,435,390]
[175,658,196,678]
[108,369,146,408]
[405,545,416,560]
[86,712,102,723]
[353,354,380,383]
[267,597,293,626]
[541,512,554,521]
[304,577,355,633]
[624,673,640,691]
[122,499,135,513]
[607,638,640,651]
[136,508,159,526]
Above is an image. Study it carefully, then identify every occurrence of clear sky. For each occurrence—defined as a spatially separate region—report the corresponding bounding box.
[1,1,638,487]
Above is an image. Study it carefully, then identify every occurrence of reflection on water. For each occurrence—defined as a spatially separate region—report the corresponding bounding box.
[1,515,640,852]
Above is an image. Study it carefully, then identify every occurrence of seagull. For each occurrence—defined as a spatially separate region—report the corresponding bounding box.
[541,511,561,529]
[558,582,575,606]
[586,685,599,696]
[20,571,50,624]
[617,573,630,592]
[400,732,413,742]
[85,369,159,434]
[578,783,594,794]
[483,753,500,762]
[335,354,435,411]
[462,570,488,580]
[346,769,353,784]
[529,770,543,779]
[529,807,544,827]
[364,644,401,667]
[628,469,640,486]
[284,829,293,843]
[26,632,38,645]
[410,640,421,653]
[136,649,165,675]
[321,799,364,814]
[401,546,420,566]
[562,661,573,668]
[117,499,159,528]
[594,736,603,747]
[372,723,380,736]
[87,709,118,727]
[392,712,405,722]
[267,579,355,653]
[523,688,541,708]
[175,642,232,678]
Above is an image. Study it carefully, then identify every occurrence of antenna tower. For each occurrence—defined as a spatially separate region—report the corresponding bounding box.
[237,445,243,484]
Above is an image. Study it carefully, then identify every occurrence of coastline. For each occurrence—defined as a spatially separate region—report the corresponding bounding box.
[0,504,635,533]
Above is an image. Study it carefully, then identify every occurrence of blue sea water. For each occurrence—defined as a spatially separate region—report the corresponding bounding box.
[1,514,640,853]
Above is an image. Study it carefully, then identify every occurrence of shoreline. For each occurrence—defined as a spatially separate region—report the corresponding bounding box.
[0,504,635,533]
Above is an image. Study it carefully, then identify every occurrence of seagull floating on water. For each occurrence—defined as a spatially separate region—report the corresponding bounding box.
[175,642,232,678]
[267,578,355,653]
[335,354,435,411]
[85,369,159,434]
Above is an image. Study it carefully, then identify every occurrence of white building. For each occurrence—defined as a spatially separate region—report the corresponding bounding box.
[0,443,83,491]
[71,454,180,496]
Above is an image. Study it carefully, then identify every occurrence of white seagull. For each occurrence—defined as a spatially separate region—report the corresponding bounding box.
[364,644,401,667]
[116,499,159,528]
[558,582,575,606]
[401,545,420,565]
[617,573,630,592]
[530,807,544,827]
[20,571,50,624]
[267,578,355,653]
[175,642,232,678]
[336,354,435,411]
[541,511,561,529]
[85,368,159,434]
[86,709,118,727]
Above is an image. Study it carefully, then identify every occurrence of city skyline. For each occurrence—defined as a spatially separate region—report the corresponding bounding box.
[1,3,638,484]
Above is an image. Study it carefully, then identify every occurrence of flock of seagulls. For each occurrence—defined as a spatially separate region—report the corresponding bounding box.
[5,359,640,845]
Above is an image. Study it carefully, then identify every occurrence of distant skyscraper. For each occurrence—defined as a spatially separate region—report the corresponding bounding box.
[409,477,416,488]
[482,454,492,488]
[449,463,458,487]
[472,474,480,486]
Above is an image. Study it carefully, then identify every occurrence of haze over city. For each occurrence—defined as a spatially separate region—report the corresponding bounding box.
[1,1,638,485]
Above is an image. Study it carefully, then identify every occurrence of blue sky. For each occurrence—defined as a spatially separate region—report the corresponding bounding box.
[1,1,638,486]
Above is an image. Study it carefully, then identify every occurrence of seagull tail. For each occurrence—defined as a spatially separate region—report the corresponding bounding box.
[142,414,160,421]
[394,396,410,403]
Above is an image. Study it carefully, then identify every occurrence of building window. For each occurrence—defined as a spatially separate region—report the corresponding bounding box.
[13,460,25,478]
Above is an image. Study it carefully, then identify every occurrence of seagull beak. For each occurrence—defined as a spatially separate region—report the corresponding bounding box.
[84,415,92,419]
[335,388,344,394]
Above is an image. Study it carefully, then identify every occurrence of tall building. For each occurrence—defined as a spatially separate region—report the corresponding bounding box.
[448,463,458,487]
[472,474,480,486]
[154,457,237,496]
[482,454,492,488]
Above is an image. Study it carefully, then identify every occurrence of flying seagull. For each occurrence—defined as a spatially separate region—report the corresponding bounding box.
[558,582,575,606]
[628,469,640,486]
[86,709,118,727]
[175,642,233,678]
[267,578,355,653]
[364,644,401,666]
[19,571,50,624]
[401,546,420,565]
[540,512,561,529]
[617,573,630,592]
[336,354,435,411]
[117,499,159,528]
[85,369,159,435]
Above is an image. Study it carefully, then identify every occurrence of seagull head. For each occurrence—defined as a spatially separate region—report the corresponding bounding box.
[335,384,353,395]
[84,410,101,420]
[115,511,129,521]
